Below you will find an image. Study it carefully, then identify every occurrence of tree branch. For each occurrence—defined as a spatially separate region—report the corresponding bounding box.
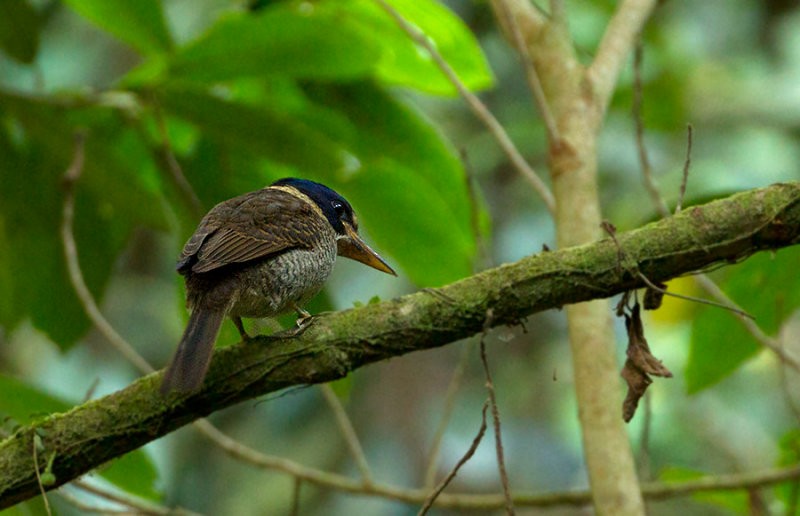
[2,182,799,508]
[588,0,658,124]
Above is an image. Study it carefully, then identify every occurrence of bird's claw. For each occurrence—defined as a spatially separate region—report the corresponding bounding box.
[291,312,314,335]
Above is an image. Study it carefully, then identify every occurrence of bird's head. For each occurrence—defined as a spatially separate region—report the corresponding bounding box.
[270,178,396,276]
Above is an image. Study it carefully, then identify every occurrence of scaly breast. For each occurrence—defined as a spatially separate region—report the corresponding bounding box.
[227,237,338,318]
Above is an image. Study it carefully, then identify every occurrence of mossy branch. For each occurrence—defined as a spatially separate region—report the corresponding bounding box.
[2,182,800,508]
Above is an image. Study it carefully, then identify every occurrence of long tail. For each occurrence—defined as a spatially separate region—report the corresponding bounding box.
[161,309,225,394]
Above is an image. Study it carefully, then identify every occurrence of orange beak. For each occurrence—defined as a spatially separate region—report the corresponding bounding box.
[338,222,396,276]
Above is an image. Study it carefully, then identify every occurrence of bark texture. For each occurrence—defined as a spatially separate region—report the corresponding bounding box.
[1,182,799,508]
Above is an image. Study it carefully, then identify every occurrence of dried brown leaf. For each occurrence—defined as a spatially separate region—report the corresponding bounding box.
[621,304,672,422]
[643,281,667,310]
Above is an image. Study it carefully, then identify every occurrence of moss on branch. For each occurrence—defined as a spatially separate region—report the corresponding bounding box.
[1,182,799,508]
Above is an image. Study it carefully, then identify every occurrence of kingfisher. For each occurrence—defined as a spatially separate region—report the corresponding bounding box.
[161,178,396,394]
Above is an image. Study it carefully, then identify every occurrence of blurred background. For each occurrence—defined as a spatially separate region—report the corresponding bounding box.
[1,0,799,514]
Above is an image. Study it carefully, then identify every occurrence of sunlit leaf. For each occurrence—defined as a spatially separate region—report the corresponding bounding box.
[318,0,493,95]
[62,0,172,55]
[687,246,800,393]
[165,4,380,83]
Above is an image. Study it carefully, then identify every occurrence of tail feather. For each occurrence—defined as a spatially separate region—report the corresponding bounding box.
[161,309,225,395]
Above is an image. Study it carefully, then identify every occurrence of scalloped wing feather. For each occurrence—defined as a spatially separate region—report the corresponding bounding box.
[180,189,326,274]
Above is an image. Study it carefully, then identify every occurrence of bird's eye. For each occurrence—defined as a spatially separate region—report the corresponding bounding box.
[332,201,346,218]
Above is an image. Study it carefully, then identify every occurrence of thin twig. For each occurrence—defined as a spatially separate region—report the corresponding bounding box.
[373,0,555,214]
[32,437,52,516]
[60,133,155,376]
[675,124,693,213]
[461,150,492,271]
[637,272,755,320]
[56,488,132,514]
[638,392,652,481]
[631,58,799,374]
[479,310,515,515]
[71,480,175,516]
[601,222,755,320]
[320,384,373,485]
[418,400,489,516]
[549,0,567,28]
[777,331,800,425]
[289,477,302,516]
[152,103,204,220]
[787,478,800,516]
[588,0,659,122]
[423,343,471,488]
[777,329,800,516]
[494,0,561,145]
[632,38,670,217]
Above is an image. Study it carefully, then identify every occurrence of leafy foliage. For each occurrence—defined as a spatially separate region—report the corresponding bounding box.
[0,0,491,504]
[1,0,798,513]
[0,1,491,503]
[0,0,491,347]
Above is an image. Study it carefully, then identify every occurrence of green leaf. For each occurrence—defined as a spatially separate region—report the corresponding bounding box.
[687,246,800,393]
[328,377,354,401]
[157,85,345,176]
[163,81,476,285]
[0,145,128,347]
[164,4,380,83]
[62,0,172,55]
[322,0,494,94]
[0,0,41,64]
[0,375,160,500]
[346,164,474,286]
[303,82,476,285]
[0,133,92,346]
[100,450,161,501]
[2,497,49,516]
[0,375,70,422]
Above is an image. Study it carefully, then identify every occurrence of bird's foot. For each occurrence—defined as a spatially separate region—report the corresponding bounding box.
[233,316,252,341]
[285,304,314,337]
[294,314,314,332]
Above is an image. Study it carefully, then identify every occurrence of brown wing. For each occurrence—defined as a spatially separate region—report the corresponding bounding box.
[178,188,328,274]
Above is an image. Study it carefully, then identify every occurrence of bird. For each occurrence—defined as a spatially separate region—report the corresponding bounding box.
[160,178,396,394]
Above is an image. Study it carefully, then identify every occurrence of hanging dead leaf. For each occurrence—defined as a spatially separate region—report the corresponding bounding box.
[643,280,667,310]
[620,303,672,422]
